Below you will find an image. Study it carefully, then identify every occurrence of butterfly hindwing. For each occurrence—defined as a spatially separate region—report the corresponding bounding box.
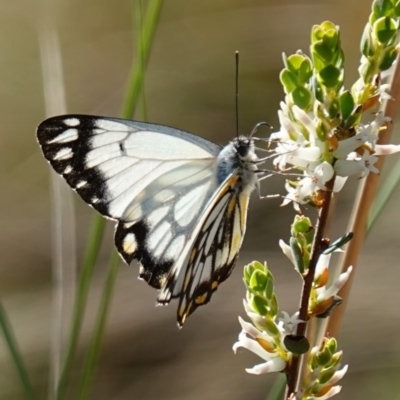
[155,174,251,326]
[114,160,220,289]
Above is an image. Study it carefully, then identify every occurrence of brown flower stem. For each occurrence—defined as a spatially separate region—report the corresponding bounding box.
[285,177,335,398]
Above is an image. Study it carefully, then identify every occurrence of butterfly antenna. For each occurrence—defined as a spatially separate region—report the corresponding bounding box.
[235,50,239,139]
[249,121,272,138]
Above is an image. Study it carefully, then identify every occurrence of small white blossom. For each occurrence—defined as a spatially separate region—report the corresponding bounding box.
[316,266,353,303]
[277,311,303,334]
[233,317,287,375]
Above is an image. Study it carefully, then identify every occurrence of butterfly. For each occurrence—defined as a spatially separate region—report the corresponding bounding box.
[37,115,265,326]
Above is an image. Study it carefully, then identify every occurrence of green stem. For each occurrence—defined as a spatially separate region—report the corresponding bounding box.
[56,1,163,398]
[57,216,106,400]
[77,252,121,400]
[121,0,164,119]
[0,301,37,400]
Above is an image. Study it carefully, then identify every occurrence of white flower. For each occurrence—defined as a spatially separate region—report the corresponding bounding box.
[233,317,287,375]
[316,266,353,303]
[300,162,334,193]
[378,83,392,101]
[281,182,304,211]
[277,311,303,334]
[306,386,342,400]
[334,150,379,177]
[279,239,294,264]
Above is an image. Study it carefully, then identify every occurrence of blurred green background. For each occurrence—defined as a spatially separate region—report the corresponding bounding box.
[0,0,399,399]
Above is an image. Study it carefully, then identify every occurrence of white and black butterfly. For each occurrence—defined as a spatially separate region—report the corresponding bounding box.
[37,115,264,326]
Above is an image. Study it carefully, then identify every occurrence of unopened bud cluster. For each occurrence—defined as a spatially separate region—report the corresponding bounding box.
[297,338,348,400]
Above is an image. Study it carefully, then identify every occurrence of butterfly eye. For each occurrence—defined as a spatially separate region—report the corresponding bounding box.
[236,141,250,157]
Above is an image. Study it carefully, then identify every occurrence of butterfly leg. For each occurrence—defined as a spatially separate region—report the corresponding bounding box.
[256,177,282,200]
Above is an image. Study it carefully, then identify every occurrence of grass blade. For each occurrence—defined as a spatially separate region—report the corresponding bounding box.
[0,302,37,400]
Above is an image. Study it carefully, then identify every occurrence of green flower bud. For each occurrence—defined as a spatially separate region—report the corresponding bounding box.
[327,338,338,354]
[292,215,313,235]
[316,345,333,366]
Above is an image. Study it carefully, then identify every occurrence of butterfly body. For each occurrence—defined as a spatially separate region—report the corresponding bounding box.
[37,115,259,326]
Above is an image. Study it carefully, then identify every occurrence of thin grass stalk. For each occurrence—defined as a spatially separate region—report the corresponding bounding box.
[57,216,106,400]
[77,252,120,400]
[76,2,160,397]
[56,1,164,398]
[136,0,148,121]
[326,55,400,338]
[38,17,77,400]
[0,302,37,400]
[367,155,400,231]
[121,0,163,119]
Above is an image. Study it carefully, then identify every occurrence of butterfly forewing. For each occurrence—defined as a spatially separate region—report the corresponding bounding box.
[37,115,221,220]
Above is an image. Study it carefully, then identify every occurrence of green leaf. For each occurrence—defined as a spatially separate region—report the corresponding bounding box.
[286,54,305,73]
[310,75,324,103]
[270,294,279,317]
[316,346,333,366]
[290,237,305,274]
[279,69,298,93]
[265,317,280,336]
[373,16,398,45]
[290,86,312,110]
[251,295,269,316]
[361,24,374,57]
[395,0,400,16]
[318,64,341,88]
[321,27,339,52]
[266,276,274,300]
[311,24,323,43]
[319,368,337,385]
[373,0,394,18]
[328,98,340,119]
[249,270,268,292]
[379,45,398,70]
[298,58,313,84]
[323,232,354,254]
[339,91,355,120]
[313,41,334,64]
[344,104,363,129]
